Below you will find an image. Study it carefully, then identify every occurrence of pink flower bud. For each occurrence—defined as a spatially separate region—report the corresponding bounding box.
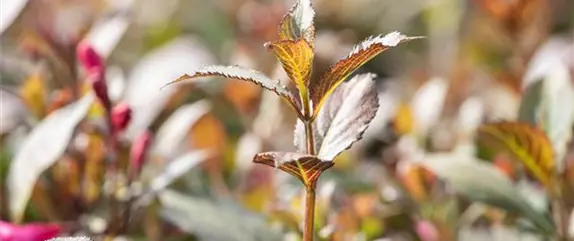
[111,103,132,133]
[88,69,112,111]
[130,131,153,177]
[77,41,103,71]
[0,221,61,241]
[415,220,439,241]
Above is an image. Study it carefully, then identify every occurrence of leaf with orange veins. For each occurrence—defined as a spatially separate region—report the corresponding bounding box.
[161,65,301,115]
[265,39,313,97]
[253,152,333,186]
[309,31,422,117]
[278,0,315,46]
[477,122,554,187]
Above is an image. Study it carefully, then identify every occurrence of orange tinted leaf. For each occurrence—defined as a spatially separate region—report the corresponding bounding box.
[189,113,227,153]
[223,79,261,115]
[310,32,421,116]
[477,122,554,186]
[278,0,315,46]
[253,152,333,185]
[265,39,313,93]
[397,162,429,202]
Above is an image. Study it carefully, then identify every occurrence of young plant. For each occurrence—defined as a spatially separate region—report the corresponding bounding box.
[163,0,421,239]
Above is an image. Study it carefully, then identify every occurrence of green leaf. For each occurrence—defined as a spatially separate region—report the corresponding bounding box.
[518,79,543,125]
[8,93,94,222]
[422,153,554,233]
[159,190,282,241]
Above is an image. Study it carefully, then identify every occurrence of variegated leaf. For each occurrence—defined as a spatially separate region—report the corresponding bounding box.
[278,0,315,46]
[295,73,379,160]
[265,39,313,95]
[309,32,421,116]
[477,122,554,187]
[253,152,333,185]
[161,65,299,110]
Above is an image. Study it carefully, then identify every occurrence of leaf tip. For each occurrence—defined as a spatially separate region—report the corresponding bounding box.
[160,74,192,90]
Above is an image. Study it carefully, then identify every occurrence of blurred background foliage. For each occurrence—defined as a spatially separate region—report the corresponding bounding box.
[0,0,573,240]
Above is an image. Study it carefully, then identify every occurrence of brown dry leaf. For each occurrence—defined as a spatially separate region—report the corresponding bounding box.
[253,152,333,185]
[265,39,313,94]
[477,122,554,187]
[277,0,315,46]
[20,70,47,118]
[309,32,420,116]
[295,73,379,160]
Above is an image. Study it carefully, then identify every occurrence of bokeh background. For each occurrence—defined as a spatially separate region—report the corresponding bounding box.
[1,0,573,240]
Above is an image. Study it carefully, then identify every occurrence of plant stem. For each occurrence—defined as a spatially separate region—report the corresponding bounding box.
[303,119,317,241]
[303,184,317,241]
[304,120,316,155]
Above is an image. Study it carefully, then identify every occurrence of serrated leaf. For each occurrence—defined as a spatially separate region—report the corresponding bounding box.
[422,154,554,233]
[278,0,315,46]
[8,93,94,222]
[162,65,299,110]
[265,39,313,95]
[477,122,554,187]
[295,73,379,160]
[309,32,420,116]
[253,152,333,185]
[159,190,282,241]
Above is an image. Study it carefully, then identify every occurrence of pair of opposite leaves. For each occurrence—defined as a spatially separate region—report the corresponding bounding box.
[163,0,421,184]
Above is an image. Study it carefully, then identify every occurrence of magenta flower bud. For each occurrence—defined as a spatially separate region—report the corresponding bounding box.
[0,221,61,241]
[77,41,103,71]
[88,69,112,111]
[111,103,132,133]
[130,131,153,177]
